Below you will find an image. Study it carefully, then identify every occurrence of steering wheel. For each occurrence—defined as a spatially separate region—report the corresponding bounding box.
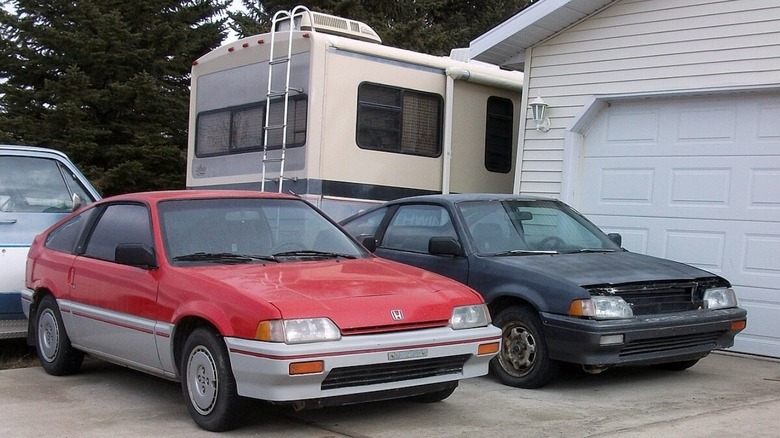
[538,236,566,250]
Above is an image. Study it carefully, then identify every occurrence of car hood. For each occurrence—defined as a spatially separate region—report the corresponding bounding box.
[187,258,479,331]
[488,250,717,287]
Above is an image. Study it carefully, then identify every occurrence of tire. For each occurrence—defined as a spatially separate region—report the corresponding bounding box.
[410,383,458,403]
[651,359,700,371]
[490,305,559,389]
[35,295,84,376]
[181,327,247,432]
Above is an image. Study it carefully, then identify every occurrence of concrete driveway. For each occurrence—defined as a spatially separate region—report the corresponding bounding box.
[2,352,779,437]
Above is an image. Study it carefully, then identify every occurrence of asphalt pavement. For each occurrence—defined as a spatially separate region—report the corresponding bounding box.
[2,351,779,437]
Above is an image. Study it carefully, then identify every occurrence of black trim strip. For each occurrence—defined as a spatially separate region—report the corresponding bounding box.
[192,178,438,202]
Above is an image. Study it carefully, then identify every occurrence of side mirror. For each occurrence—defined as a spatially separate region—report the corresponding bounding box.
[359,235,377,253]
[429,236,463,257]
[115,244,157,269]
[607,233,622,247]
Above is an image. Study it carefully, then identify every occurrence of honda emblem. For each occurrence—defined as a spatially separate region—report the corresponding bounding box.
[390,309,404,321]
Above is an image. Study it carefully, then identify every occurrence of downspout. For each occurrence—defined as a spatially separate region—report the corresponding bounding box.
[442,74,455,194]
[443,67,524,195]
[512,49,534,194]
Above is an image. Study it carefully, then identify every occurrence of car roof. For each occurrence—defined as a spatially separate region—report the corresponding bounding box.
[0,144,71,160]
[98,190,301,204]
[385,193,556,205]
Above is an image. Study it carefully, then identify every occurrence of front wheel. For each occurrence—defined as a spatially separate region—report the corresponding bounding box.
[181,327,247,432]
[490,306,559,389]
[35,295,84,376]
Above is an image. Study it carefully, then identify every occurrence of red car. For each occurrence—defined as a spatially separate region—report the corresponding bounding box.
[21,191,500,431]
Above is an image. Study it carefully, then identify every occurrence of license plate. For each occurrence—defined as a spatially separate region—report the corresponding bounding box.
[388,349,428,361]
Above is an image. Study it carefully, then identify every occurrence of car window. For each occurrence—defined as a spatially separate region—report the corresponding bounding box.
[0,156,91,213]
[83,204,153,262]
[341,207,387,238]
[382,204,457,253]
[45,208,98,253]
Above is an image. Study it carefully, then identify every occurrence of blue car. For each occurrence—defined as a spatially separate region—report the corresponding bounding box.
[0,145,100,338]
[340,194,748,388]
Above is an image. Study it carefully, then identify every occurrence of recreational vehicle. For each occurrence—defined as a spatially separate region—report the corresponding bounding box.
[187,6,524,219]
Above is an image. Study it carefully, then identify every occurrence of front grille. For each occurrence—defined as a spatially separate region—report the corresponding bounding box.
[619,331,725,357]
[590,282,700,315]
[321,354,469,390]
[340,320,449,336]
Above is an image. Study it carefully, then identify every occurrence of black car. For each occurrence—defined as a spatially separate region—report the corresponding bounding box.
[340,194,747,388]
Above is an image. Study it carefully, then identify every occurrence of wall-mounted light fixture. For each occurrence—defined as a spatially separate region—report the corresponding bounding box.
[530,95,550,132]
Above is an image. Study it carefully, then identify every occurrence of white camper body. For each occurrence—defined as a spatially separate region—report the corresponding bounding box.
[187,8,523,220]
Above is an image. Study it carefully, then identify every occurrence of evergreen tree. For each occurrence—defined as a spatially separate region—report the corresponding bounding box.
[0,0,229,195]
[228,0,532,57]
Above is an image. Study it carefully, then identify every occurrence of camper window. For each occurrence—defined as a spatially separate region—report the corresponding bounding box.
[356,82,442,157]
[195,97,308,158]
[485,96,513,173]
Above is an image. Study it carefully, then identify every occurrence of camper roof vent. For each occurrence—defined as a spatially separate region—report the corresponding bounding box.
[279,10,382,44]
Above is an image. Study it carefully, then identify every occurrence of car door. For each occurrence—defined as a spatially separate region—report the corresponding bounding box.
[374,204,470,284]
[68,202,162,371]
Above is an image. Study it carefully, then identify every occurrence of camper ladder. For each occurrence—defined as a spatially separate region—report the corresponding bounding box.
[261,6,312,192]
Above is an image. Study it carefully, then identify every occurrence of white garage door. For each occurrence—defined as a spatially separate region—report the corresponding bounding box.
[577,92,780,358]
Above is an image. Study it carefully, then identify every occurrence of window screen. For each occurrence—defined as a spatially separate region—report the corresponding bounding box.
[195,96,307,157]
[357,83,442,157]
[485,96,513,173]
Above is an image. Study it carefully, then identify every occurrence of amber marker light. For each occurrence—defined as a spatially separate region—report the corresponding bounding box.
[732,320,747,331]
[478,342,500,356]
[289,361,324,375]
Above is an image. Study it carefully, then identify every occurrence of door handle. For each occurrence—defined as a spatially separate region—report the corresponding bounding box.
[0,219,17,224]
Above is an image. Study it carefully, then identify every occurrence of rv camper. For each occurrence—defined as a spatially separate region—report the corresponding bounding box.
[187,6,524,220]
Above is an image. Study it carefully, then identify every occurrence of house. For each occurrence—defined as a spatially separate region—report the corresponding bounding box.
[467,0,780,358]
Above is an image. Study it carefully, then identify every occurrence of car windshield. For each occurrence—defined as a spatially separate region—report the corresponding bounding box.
[0,156,94,213]
[158,198,366,265]
[456,199,620,255]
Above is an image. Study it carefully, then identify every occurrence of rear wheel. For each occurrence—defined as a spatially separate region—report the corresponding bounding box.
[35,295,84,376]
[651,359,700,371]
[490,305,559,389]
[181,327,247,432]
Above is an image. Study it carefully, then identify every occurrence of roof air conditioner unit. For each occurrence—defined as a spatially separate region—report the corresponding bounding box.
[278,11,382,44]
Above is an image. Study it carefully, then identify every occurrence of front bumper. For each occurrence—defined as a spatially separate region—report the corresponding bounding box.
[542,307,747,366]
[225,324,501,404]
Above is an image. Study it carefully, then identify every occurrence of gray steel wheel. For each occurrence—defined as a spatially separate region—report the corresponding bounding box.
[185,344,220,415]
[489,305,559,389]
[181,327,246,431]
[37,307,61,363]
[34,294,83,375]
[499,319,538,377]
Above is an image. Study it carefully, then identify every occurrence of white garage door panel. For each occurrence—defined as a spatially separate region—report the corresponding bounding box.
[577,92,780,358]
[580,156,780,223]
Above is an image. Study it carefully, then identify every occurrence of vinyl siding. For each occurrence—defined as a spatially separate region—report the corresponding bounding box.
[520,0,780,196]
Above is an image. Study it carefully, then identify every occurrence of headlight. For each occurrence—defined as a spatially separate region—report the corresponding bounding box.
[450,304,491,329]
[256,318,341,344]
[569,296,633,320]
[703,287,738,309]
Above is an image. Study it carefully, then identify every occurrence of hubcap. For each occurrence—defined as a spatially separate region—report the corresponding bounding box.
[186,346,219,415]
[499,322,537,377]
[37,309,59,363]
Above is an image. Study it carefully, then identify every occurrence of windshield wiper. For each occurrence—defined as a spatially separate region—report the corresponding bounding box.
[272,250,357,259]
[173,252,279,263]
[492,249,558,256]
[567,248,618,253]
